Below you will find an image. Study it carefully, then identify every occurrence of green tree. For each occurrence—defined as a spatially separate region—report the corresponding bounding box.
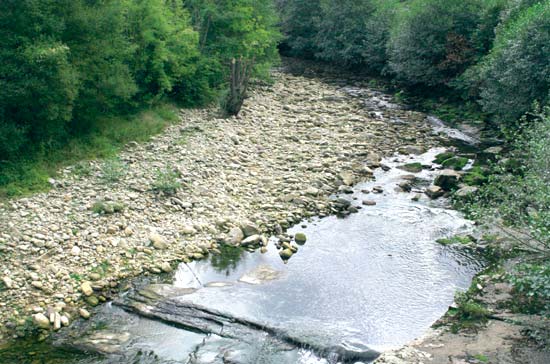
[466,2,550,123]
[127,0,200,103]
[387,0,485,87]
[0,0,78,159]
[278,0,322,58]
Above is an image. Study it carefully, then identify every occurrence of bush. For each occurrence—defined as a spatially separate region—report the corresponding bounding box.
[465,2,550,124]
[387,0,486,87]
[100,159,127,183]
[151,169,182,195]
[510,263,550,315]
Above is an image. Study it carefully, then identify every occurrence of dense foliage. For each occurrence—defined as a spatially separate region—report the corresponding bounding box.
[279,0,549,125]
[0,0,280,194]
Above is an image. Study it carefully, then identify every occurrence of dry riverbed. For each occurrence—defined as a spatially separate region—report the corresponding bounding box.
[0,70,440,343]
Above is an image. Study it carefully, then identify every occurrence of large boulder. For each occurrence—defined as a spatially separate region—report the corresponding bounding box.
[434,169,461,191]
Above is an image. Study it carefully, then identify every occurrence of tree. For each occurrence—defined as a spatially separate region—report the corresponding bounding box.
[278,0,322,58]
[466,2,550,123]
[387,0,485,87]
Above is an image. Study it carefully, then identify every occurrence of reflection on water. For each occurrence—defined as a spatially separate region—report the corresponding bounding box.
[209,244,246,275]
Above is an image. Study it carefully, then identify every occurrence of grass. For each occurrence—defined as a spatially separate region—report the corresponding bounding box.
[0,103,179,199]
[151,168,182,195]
[91,200,125,214]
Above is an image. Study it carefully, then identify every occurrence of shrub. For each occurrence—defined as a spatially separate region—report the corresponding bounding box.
[509,263,550,315]
[100,159,127,183]
[91,200,124,214]
[387,0,485,87]
[151,169,182,195]
[465,2,550,124]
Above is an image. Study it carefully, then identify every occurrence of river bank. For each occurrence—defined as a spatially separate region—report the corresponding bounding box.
[0,67,441,344]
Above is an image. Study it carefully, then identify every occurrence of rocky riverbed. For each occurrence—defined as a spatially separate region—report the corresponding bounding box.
[0,69,445,342]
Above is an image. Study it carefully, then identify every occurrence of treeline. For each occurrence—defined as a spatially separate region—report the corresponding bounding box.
[0,0,279,163]
[278,0,550,126]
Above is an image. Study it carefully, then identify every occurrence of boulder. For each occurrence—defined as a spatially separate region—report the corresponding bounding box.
[434,169,461,190]
[426,186,444,199]
[279,249,294,260]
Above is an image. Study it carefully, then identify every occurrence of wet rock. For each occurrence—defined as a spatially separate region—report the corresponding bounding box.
[239,265,282,285]
[279,249,294,260]
[79,308,91,319]
[434,170,461,191]
[294,233,307,244]
[398,163,423,173]
[426,186,444,199]
[399,145,426,155]
[241,235,262,247]
[85,296,99,306]
[484,146,503,154]
[362,200,377,206]
[73,331,131,354]
[398,181,412,192]
[340,171,356,186]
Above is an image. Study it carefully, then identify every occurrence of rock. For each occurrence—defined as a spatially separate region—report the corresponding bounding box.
[81,282,94,297]
[362,200,377,206]
[240,222,260,237]
[484,146,503,154]
[340,171,355,186]
[366,152,382,168]
[31,281,43,290]
[85,296,99,306]
[79,308,91,319]
[53,312,61,330]
[181,226,197,235]
[150,233,168,250]
[441,156,469,171]
[239,265,282,285]
[398,163,423,173]
[398,181,412,192]
[434,169,461,191]
[60,315,70,327]
[399,145,425,155]
[33,313,51,329]
[294,233,307,244]
[411,194,422,202]
[279,249,294,260]
[228,227,244,246]
[2,276,13,289]
[89,273,101,281]
[71,246,81,256]
[160,262,173,273]
[241,235,262,246]
[455,186,478,198]
[426,186,444,199]
[305,187,320,196]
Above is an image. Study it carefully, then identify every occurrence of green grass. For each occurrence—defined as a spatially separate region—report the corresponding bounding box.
[0,103,178,199]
